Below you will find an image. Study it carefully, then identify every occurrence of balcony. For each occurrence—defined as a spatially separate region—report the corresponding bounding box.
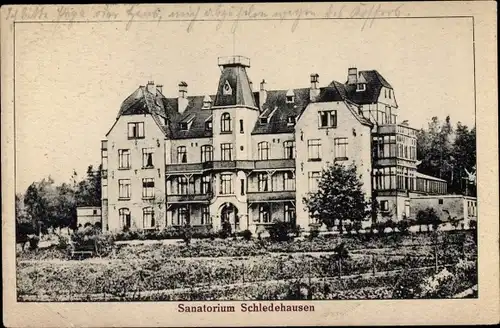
[165,163,204,174]
[254,159,295,170]
[167,194,212,203]
[247,190,295,203]
[166,159,295,174]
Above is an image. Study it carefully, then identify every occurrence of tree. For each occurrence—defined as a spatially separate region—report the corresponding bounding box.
[302,163,370,234]
[416,207,440,232]
[16,194,36,245]
[75,165,102,207]
[23,177,58,235]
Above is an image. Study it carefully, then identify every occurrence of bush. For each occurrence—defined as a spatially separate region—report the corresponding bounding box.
[268,221,293,242]
[469,220,477,230]
[239,229,252,241]
[397,219,411,234]
[28,235,40,250]
[308,226,320,240]
[70,226,114,257]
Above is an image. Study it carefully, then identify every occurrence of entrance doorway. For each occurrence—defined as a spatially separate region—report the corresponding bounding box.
[220,202,239,232]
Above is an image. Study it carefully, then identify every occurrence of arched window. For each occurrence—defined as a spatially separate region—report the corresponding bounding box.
[143,207,155,229]
[258,141,270,160]
[200,145,213,162]
[119,208,131,229]
[221,113,232,132]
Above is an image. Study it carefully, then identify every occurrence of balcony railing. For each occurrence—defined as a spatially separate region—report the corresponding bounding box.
[166,159,296,174]
[167,194,212,203]
[218,55,250,67]
[247,190,295,203]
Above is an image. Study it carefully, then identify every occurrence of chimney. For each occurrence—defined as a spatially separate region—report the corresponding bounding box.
[178,81,188,114]
[259,79,267,111]
[310,73,320,102]
[147,81,156,94]
[347,68,358,85]
[202,94,212,109]
[156,84,163,94]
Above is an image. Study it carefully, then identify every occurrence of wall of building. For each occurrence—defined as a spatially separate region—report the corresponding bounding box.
[250,133,295,160]
[168,137,213,164]
[409,195,478,228]
[76,207,102,227]
[294,101,372,230]
[105,114,167,231]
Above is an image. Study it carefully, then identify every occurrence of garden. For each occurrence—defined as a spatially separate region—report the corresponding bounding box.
[17,228,477,301]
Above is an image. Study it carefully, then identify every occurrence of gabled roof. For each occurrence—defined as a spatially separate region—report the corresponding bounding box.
[345,70,392,105]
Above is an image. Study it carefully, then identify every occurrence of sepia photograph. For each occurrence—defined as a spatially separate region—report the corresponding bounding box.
[2,2,498,327]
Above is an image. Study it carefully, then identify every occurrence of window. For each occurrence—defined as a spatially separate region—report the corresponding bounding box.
[373,136,397,159]
[118,179,131,199]
[177,146,187,163]
[384,89,387,98]
[283,141,295,159]
[374,167,397,190]
[380,200,389,212]
[177,176,188,195]
[142,178,155,199]
[118,149,131,169]
[356,83,366,91]
[221,113,232,132]
[389,89,392,99]
[205,120,212,131]
[259,204,270,223]
[239,119,244,133]
[308,171,321,192]
[179,122,188,130]
[201,175,211,194]
[260,117,268,124]
[143,207,155,229]
[221,143,233,161]
[240,179,245,195]
[220,174,233,194]
[258,142,270,160]
[93,209,98,215]
[128,122,144,139]
[201,145,213,162]
[284,204,296,223]
[257,173,269,192]
[307,139,322,161]
[334,138,348,160]
[119,208,131,228]
[287,116,296,126]
[318,110,337,128]
[284,171,295,191]
[385,106,391,124]
[176,206,188,226]
[439,199,444,205]
[286,95,294,103]
[201,206,210,225]
[142,148,154,168]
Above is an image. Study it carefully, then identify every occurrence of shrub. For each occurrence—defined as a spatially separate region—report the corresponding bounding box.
[239,229,252,241]
[308,226,320,240]
[28,235,40,250]
[70,226,114,257]
[268,221,293,242]
[469,220,477,230]
[397,219,411,234]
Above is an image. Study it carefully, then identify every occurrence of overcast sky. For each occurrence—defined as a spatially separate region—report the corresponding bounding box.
[15,17,475,192]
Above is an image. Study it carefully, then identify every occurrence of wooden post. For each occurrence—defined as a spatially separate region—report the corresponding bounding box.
[372,254,376,276]
[434,243,439,273]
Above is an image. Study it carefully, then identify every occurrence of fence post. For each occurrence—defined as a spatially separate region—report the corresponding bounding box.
[434,243,438,273]
[372,254,376,276]
[242,263,245,284]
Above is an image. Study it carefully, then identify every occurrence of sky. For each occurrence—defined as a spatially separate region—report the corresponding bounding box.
[15,17,475,192]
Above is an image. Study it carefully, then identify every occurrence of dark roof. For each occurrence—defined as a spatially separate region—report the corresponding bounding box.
[251,88,310,135]
[345,70,392,105]
[163,95,214,139]
[115,68,391,138]
[213,65,257,108]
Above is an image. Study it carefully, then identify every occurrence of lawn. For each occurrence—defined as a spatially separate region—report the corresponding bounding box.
[16,230,477,301]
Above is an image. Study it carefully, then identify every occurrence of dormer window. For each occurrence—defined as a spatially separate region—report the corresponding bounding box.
[179,122,188,131]
[286,89,295,104]
[356,83,366,92]
[287,116,296,126]
[205,121,212,131]
[260,117,268,124]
